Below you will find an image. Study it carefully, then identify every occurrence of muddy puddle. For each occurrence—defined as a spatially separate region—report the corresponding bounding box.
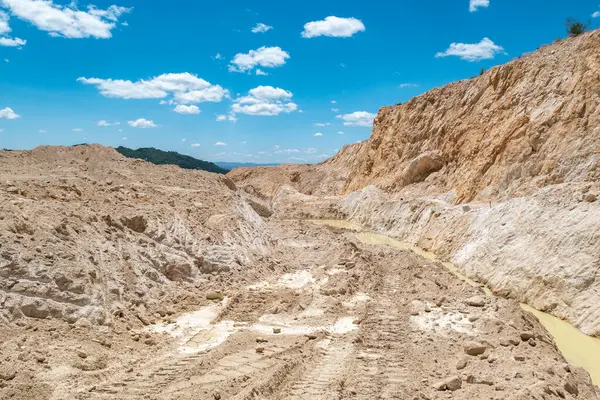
[521,304,600,385]
[310,219,600,385]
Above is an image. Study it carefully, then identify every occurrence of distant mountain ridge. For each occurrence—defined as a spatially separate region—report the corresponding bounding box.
[215,161,279,170]
[115,147,228,174]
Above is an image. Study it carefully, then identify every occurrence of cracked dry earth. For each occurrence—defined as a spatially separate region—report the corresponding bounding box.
[3,219,598,399]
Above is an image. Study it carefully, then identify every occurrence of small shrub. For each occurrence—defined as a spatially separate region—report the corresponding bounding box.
[479,68,486,76]
[565,18,589,37]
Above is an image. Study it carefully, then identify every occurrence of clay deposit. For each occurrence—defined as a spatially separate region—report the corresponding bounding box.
[2,30,600,400]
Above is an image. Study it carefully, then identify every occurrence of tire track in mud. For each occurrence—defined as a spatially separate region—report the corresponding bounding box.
[286,336,355,399]
[343,260,412,399]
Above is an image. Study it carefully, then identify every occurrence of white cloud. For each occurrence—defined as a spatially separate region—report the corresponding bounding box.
[314,132,323,137]
[181,138,186,142]
[121,136,127,140]
[337,131,344,135]
[251,23,272,33]
[331,108,339,113]
[301,16,365,38]
[304,148,317,154]
[78,72,228,103]
[216,114,227,121]
[39,129,46,133]
[174,87,228,104]
[593,11,600,18]
[72,128,82,132]
[0,107,20,119]
[0,37,26,47]
[398,83,418,88]
[469,0,489,12]
[315,122,330,127]
[275,148,300,154]
[331,100,337,104]
[3,58,8,62]
[231,85,297,116]
[128,118,157,128]
[436,37,504,62]
[229,46,290,73]
[1,0,131,39]
[190,143,201,147]
[0,10,10,35]
[337,111,376,127]
[97,120,120,126]
[256,69,268,76]
[215,142,226,146]
[174,104,200,115]
[214,53,223,60]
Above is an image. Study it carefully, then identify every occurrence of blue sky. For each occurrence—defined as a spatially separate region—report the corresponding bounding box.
[0,0,599,163]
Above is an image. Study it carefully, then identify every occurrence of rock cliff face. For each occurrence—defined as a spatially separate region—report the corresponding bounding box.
[229,30,600,336]
[230,30,600,203]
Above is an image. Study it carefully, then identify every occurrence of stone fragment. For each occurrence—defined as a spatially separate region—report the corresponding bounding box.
[464,342,487,356]
[520,331,535,341]
[465,296,485,307]
[433,375,462,391]
[456,358,468,370]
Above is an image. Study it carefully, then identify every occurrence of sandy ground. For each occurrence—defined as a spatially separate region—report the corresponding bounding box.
[2,218,597,399]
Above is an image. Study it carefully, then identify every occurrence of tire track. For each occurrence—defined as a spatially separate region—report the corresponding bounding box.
[345,263,411,399]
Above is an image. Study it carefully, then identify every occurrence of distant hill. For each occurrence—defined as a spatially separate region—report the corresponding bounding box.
[215,162,279,170]
[115,147,229,174]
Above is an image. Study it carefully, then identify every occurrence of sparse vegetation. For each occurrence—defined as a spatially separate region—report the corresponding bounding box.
[565,18,589,37]
[115,146,229,174]
[479,68,486,76]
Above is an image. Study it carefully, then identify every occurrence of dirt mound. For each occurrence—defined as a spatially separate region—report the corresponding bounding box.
[0,144,270,328]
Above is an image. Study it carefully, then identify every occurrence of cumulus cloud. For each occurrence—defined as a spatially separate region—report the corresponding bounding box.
[215,142,226,146]
[190,143,201,147]
[435,37,504,62]
[331,108,339,113]
[251,22,272,33]
[304,148,317,154]
[0,107,19,119]
[229,46,290,73]
[469,0,490,12]
[337,111,376,127]
[39,129,46,133]
[174,104,200,115]
[301,16,365,38]
[128,118,157,128]
[315,122,330,127]
[1,0,131,39]
[97,120,119,126]
[216,114,227,121]
[593,11,600,18]
[256,69,268,76]
[0,37,26,47]
[331,100,337,104]
[337,131,344,135]
[231,85,297,116]
[0,10,10,35]
[314,132,323,137]
[78,73,228,104]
